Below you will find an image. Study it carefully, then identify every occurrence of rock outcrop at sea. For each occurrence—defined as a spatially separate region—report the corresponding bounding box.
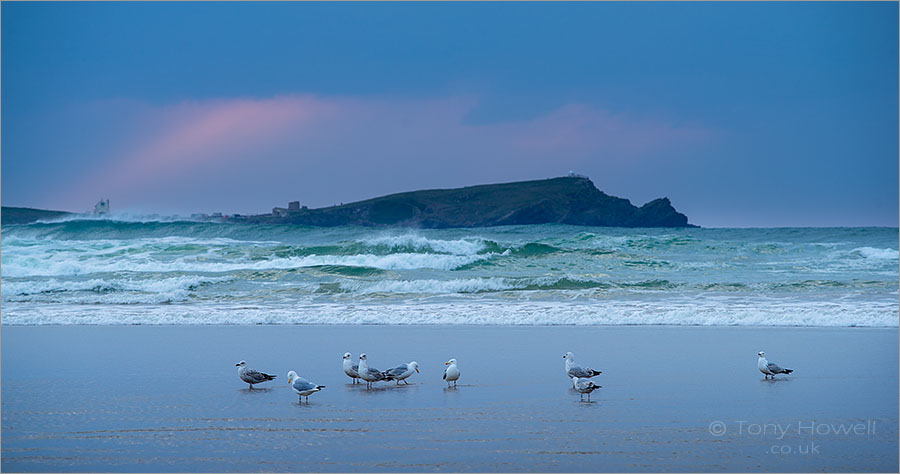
[248,176,693,228]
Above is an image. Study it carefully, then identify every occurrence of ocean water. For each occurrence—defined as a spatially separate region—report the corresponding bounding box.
[1,218,897,326]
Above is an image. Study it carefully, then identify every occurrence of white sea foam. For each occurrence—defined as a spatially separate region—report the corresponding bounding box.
[32,213,203,224]
[849,247,900,260]
[360,233,487,255]
[1,240,492,277]
[336,275,603,295]
[2,298,896,327]
[344,277,520,295]
[1,275,232,304]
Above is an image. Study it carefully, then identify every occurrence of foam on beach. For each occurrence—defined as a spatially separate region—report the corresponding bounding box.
[2,298,896,327]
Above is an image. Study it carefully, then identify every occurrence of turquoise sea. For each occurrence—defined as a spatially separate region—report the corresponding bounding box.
[2,218,897,326]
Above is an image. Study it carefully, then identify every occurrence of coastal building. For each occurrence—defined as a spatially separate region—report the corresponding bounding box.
[273,201,307,217]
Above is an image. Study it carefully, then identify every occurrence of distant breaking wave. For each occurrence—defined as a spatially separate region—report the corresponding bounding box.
[2,221,897,327]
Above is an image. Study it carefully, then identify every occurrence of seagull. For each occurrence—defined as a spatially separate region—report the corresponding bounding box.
[758,351,794,379]
[443,359,460,387]
[384,361,419,384]
[236,360,276,389]
[571,376,601,401]
[357,353,389,389]
[342,352,360,384]
[563,352,602,379]
[287,370,325,403]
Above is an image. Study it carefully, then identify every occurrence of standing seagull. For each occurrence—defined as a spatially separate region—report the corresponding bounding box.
[236,360,276,389]
[563,352,602,380]
[443,359,460,387]
[758,351,794,379]
[357,353,389,389]
[342,352,360,384]
[571,376,602,401]
[384,361,419,384]
[287,370,325,403]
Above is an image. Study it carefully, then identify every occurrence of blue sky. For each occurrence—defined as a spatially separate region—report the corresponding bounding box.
[2,2,897,227]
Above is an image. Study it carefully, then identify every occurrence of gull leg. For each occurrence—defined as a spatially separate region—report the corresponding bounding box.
[249,384,253,390]
[404,380,409,385]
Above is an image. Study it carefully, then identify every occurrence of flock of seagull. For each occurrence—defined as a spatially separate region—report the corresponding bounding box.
[237,350,794,404]
[236,353,461,403]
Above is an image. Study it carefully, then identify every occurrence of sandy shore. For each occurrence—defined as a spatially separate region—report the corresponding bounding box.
[2,325,897,472]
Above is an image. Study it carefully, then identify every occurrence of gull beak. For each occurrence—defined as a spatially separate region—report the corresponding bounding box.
[445,361,450,365]
[415,367,420,373]
[235,363,240,366]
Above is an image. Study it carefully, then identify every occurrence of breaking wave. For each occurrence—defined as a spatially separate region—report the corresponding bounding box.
[2,221,897,326]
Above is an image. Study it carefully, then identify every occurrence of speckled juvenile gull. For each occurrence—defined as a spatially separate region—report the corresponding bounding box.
[757,351,794,379]
[287,370,325,403]
[236,360,276,389]
[384,361,419,384]
[571,376,601,401]
[563,352,602,379]
[342,352,360,384]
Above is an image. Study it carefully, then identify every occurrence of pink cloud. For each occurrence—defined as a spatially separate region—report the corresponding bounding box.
[77,97,340,195]
[59,94,713,212]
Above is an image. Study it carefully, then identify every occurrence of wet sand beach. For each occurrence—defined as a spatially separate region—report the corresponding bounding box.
[2,325,897,472]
